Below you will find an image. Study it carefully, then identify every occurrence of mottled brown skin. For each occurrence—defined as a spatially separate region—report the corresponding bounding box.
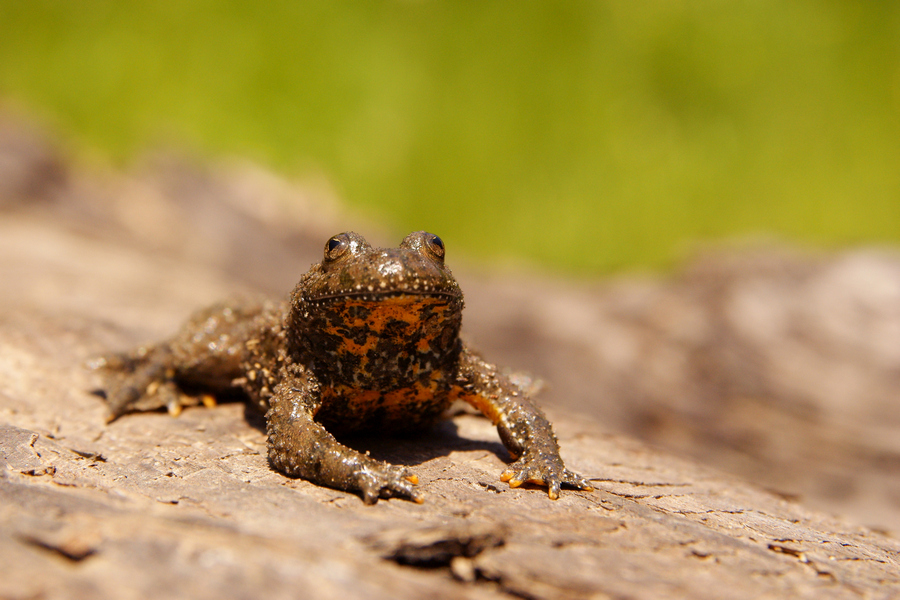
[95,231,593,504]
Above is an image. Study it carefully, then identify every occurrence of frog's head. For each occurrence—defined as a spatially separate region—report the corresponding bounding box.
[289,232,464,387]
[298,231,462,305]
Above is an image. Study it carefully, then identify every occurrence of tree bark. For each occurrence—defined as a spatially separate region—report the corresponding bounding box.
[1,117,897,599]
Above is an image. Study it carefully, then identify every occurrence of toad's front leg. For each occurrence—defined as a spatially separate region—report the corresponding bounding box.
[453,347,593,499]
[266,364,422,504]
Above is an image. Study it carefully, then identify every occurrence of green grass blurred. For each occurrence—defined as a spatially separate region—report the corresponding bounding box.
[1,2,898,272]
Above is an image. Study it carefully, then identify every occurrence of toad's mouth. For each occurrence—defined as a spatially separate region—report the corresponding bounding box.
[308,289,461,303]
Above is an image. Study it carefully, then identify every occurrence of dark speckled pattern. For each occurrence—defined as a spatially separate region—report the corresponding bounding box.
[95,231,592,504]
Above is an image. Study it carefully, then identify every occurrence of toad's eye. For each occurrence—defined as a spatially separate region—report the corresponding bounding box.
[425,233,445,261]
[324,234,350,261]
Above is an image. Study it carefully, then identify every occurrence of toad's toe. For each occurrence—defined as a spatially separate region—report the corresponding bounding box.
[500,456,592,500]
[356,464,423,505]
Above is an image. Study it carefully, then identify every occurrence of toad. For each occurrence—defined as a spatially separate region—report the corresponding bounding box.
[94,231,593,504]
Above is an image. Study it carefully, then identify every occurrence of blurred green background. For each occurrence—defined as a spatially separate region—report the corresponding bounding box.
[1,1,898,272]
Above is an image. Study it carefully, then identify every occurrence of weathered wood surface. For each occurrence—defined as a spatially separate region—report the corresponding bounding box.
[1,117,899,599]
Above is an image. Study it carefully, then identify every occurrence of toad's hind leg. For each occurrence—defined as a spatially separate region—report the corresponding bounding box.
[93,301,278,420]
